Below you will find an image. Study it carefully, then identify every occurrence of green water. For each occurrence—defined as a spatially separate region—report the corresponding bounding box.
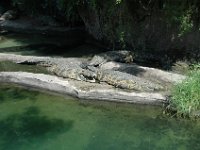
[0,33,104,57]
[0,61,50,74]
[0,84,200,150]
[0,33,104,73]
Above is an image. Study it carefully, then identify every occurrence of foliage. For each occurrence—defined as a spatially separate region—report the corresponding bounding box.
[170,64,200,116]
[93,0,131,48]
[7,0,200,51]
[11,0,45,15]
[10,0,129,48]
[11,0,82,22]
[56,0,80,22]
[178,7,194,37]
[163,1,196,37]
[189,63,200,71]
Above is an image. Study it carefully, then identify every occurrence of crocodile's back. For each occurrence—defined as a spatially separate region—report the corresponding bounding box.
[97,70,164,92]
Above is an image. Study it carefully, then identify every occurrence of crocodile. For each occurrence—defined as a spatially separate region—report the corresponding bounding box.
[4,50,164,91]
[89,50,133,67]
[42,50,134,83]
[87,66,164,92]
[86,50,164,91]
[17,57,96,82]
[47,63,96,81]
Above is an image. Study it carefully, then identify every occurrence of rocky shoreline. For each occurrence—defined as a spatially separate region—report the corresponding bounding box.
[0,72,167,105]
[0,52,186,105]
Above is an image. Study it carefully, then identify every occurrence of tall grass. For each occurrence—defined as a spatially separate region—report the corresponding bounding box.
[171,64,200,116]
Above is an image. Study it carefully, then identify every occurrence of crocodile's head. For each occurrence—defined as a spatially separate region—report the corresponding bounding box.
[124,52,134,63]
[119,51,134,63]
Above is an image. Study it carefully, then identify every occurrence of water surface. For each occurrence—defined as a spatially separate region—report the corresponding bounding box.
[0,33,105,57]
[0,61,50,74]
[0,84,200,150]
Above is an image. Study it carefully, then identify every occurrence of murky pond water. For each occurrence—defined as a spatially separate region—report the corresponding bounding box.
[0,84,200,150]
[0,33,105,57]
[0,61,50,74]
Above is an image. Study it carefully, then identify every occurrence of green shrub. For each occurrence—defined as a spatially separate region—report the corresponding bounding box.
[11,0,83,22]
[171,65,200,116]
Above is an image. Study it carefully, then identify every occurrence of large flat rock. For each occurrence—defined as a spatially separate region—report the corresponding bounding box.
[0,72,167,105]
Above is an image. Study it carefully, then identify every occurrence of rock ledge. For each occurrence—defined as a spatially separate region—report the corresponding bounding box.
[0,72,167,105]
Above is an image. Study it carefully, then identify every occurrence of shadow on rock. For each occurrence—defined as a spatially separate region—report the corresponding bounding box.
[116,65,146,76]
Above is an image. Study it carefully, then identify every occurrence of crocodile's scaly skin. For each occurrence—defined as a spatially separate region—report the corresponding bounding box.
[96,70,164,92]
[89,50,133,66]
[15,51,164,92]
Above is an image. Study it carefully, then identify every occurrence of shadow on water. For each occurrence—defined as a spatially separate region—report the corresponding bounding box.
[0,106,74,150]
[21,44,105,58]
[0,44,106,58]
[0,86,39,103]
[0,33,106,58]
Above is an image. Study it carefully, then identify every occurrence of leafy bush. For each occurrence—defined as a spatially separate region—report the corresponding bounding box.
[56,0,80,22]
[171,64,200,116]
[11,0,82,22]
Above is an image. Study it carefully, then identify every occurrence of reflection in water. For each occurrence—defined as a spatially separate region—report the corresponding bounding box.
[0,61,50,74]
[0,33,105,57]
[0,84,200,150]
